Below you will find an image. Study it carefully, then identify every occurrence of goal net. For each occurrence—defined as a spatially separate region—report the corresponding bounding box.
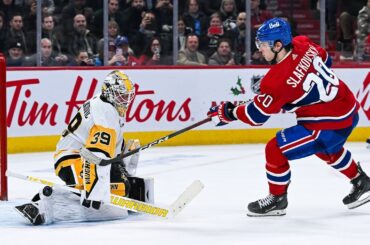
[0,54,7,201]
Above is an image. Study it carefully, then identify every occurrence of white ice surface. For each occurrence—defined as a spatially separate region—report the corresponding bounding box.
[1,143,370,245]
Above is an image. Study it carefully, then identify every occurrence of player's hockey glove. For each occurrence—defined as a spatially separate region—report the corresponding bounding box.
[208,102,237,126]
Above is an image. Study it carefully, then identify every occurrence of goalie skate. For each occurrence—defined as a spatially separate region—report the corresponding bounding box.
[15,203,45,225]
[247,193,288,217]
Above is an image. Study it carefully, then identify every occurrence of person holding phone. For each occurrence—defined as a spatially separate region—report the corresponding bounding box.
[108,35,139,66]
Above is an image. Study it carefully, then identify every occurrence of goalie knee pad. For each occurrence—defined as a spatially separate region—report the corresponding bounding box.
[127,176,154,203]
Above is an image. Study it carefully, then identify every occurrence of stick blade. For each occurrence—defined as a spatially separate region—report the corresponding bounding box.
[169,180,204,218]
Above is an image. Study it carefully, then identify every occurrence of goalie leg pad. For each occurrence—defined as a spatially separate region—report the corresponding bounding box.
[20,186,129,225]
[128,176,154,204]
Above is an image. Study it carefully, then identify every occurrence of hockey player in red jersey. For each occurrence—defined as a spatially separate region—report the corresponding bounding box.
[209,18,370,216]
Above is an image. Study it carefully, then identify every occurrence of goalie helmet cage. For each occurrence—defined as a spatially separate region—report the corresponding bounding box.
[0,54,7,201]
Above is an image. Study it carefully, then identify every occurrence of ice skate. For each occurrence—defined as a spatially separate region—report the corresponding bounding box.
[343,164,370,209]
[247,193,288,217]
[15,203,45,225]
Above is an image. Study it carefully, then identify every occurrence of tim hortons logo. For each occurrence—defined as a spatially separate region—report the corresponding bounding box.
[357,72,370,120]
[6,76,191,127]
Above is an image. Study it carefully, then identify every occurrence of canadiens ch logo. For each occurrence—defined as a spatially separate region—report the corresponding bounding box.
[357,72,370,120]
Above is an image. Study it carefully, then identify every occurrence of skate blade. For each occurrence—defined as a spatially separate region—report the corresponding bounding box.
[247,209,286,217]
[347,192,370,209]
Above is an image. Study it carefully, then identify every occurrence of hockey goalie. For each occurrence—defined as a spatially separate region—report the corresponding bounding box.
[15,70,154,225]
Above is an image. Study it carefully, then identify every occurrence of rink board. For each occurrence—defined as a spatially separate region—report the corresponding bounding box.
[5,66,370,153]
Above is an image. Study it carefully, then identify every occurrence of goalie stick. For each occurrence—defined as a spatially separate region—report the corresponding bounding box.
[83,117,212,166]
[6,170,204,219]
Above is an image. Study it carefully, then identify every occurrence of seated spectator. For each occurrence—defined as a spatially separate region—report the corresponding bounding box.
[91,0,125,39]
[208,38,235,66]
[22,38,65,66]
[250,0,273,30]
[130,11,160,56]
[178,16,193,50]
[0,0,23,26]
[177,34,207,65]
[356,0,370,61]
[5,39,26,66]
[22,0,36,33]
[218,0,238,31]
[97,20,120,65]
[230,11,247,64]
[61,14,98,58]
[60,0,94,36]
[182,0,208,41]
[202,0,222,16]
[276,14,299,37]
[107,35,139,66]
[326,0,338,40]
[41,0,56,15]
[339,0,366,60]
[154,0,173,55]
[67,49,95,66]
[6,13,33,55]
[201,12,228,57]
[229,10,269,65]
[0,11,6,53]
[42,14,64,57]
[121,0,147,37]
[138,36,172,65]
[53,0,69,17]
[154,0,173,30]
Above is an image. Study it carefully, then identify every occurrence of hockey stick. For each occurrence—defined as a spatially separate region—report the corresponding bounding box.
[7,170,204,219]
[83,117,212,166]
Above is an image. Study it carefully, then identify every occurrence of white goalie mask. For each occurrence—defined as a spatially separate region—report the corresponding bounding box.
[102,70,135,117]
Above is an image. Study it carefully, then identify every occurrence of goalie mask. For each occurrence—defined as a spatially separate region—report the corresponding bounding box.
[102,70,135,117]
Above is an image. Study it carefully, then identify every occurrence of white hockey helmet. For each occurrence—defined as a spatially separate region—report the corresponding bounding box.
[102,70,135,117]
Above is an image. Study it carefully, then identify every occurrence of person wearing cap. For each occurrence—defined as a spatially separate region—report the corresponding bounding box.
[6,38,26,66]
[97,20,120,66]
[107,35,139,66]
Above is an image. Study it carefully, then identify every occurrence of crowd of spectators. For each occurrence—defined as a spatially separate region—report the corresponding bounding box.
[0,0,369,66]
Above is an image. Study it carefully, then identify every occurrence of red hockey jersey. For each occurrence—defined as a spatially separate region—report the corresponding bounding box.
[235,36,359,130]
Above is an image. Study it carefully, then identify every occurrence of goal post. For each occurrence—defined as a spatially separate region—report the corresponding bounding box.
[0,54,7,201]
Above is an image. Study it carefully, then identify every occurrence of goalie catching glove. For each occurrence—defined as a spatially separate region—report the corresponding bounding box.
[207,102,237,126]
